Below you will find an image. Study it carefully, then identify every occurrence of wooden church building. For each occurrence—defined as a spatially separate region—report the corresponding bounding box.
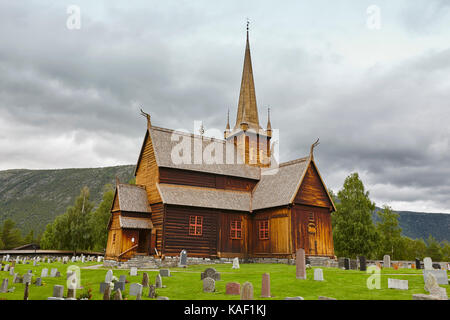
[105,28,336,262]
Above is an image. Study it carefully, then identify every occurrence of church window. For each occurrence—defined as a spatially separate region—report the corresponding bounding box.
[230,219,242,239]
[258,219,269,240]
[189,216,203,236]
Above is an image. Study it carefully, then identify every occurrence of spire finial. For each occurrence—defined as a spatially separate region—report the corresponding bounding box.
[246,18,250,32]
[140,108,151,129]
[226,108,230,129]
[310,138,320,159]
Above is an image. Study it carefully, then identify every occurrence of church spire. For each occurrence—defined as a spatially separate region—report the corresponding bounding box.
[234,20,260,131]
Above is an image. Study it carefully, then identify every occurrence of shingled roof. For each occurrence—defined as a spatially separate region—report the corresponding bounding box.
[251,157,310,210]
[116,184,151,213]
[147,126,261,180]
[119,216,153,229]
[157,183,251,212]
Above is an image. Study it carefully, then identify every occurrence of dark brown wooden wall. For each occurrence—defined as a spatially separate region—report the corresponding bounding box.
[159,167,257,192]
[162,205,218,257]
[292,204,334,257]
[150,203,164,254]
[217,212,249,258]
[295,162,332,209]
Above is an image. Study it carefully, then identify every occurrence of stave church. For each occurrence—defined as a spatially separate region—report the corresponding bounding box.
[105,27,336,262]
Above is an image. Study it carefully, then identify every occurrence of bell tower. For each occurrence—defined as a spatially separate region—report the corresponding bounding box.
[224,22,271,167]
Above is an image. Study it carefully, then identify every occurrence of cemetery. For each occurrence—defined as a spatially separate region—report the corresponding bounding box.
[0,253,448,300]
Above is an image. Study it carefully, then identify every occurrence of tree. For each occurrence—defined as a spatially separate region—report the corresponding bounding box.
[89,184,114,251]
[426,235,443,261]
[376,205,402,259]
[23,230,35,244]
[0,219,23,249]
[332,173,379,258]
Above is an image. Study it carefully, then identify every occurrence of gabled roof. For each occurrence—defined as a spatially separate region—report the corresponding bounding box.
[113,183,151,213]
[135,126,261,180]
[157,183,251,212]
[251,157,309,210]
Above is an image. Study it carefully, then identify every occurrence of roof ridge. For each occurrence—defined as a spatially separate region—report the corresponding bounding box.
[151,125,227,144]
[158,182,252,194]
[279,157,309,167]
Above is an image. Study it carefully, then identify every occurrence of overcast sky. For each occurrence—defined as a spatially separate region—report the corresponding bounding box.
[0,0,449,213]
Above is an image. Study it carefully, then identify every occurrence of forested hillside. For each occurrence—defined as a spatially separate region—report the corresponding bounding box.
[0,165,135,237]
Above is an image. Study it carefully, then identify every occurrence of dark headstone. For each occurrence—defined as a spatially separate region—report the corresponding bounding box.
[358,256,367,271]
[103,286,111,300]
[148,284,156,298]
[432,263,441,270]
[24,282,30,300]
[114,281,126,292]
[100,282,110,294]
[344,258,350,270]
[350,259,357,270]
[415,258,421,270]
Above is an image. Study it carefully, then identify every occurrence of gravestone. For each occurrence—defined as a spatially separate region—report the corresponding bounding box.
[105,270,113,283]
[114,281,125,292]
[318,296,337,300]
[142,272,149,287]
[119,275,126,283]
[344,258,350,270]
[130,267,138,276]
[114,289,123,300]
[13,274,23,283]
[338,258,346,269]
[179,250,187,267]
[50,268,58,277]
[67,288,76,299]
[0,279,8,293]
[157,296,169,300]
[201,267,220,281]
[203,277,215,293]
[33,260,37,267]
[226,282,241,295]
[423,257,432,270]
[103,285,111,300]
[55,271,61,277]
[129,283,143,297]
[100,282,110,294]
[383,255,391,268]
[160,269,171,277]
[423,269,449,286]
[359,256,367,271]
[53,285,64,298]
[24,282,30,300]
[388,278,408,290]
[295,249,306,279]
[232,257,240,269]
[261,273,271,298]
[155,274,162,288]
[412,294,444,300]
[314,268,324,281]
[432,263,441,270]
[240,281,254,300]
[350,259,357,270]
[148,285,156,298]
[9,267,15,276]
[4,264,9,272]
[284,296,304,300]
[35,277,42,286]
[23,273,32,285]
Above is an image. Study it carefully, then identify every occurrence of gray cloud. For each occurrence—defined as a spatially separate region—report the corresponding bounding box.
[0,1,449,212]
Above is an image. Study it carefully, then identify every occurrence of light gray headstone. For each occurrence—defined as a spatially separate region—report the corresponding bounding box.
[119,275,126,283]
[383,255,391,268]
[284,296,304,300]
[41,268,48,278]
[50,268,58,277]
[232,257,240,269]
[388,278,408,290]
[424,270,448,286]
[23,273,33,285]
[130,267,138,276]
[9,267,15,276]
[203,277,215,293]
[100,282,110,294]
[314,268,324,281]
[155,274,162,288]
[53,285,64,298]
[105,270,113,283]
[35,277,42,286]
[114,281,125,292]
[179,250,187,267]
[423,257,433,270]
[0,278,8,293]
[160,269,171,277]
[129,283,143,297]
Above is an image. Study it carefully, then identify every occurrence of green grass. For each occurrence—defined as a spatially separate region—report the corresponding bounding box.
[0,261,448,300]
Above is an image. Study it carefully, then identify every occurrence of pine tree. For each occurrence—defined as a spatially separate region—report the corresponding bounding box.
[0,219,23,249]
[332,173,379,258]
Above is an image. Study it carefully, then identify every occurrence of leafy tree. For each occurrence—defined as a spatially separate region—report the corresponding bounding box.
[23,229,35,244]
[0,219,23,249]
[89,184,114,251]
[426,235,443,261]
[441,240,450,261]
[376,205,402,259]
[332,173,379,259]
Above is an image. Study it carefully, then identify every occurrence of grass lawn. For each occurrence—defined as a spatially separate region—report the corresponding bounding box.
[0,261,448,300]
